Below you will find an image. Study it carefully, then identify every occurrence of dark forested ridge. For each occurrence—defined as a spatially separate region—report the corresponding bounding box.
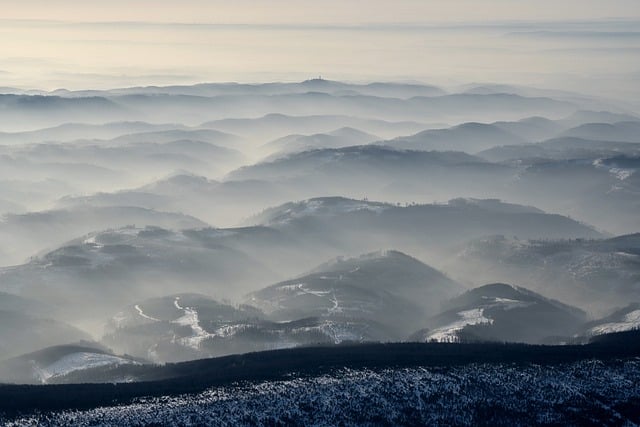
[1,330,639,418]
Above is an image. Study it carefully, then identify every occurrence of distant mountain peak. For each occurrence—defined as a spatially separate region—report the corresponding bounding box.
[302,77,331,84]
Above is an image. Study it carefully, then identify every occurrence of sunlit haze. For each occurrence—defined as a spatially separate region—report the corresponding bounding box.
[1,1,640,424]
[1,0,639,105]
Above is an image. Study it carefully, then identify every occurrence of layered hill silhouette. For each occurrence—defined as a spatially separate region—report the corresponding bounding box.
[0,226,277,330]
[412,283,586,344]
[247,250,462,336]
[0,342,141,385]
[378,122,527,153]
[102,292,392,363]
[583,303,640,336]
[263,127,380,158]
[201,113,430,142]
[249,196,602,249]
[0,292,90,361]
[0,78,638,400]
[453,233,640,313]
[0,206,207,266]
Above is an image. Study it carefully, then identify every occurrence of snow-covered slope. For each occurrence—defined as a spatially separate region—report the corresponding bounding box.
[0,343,140,384]
[103,293,388,363]
[7,360,640,426]
[248,250,462,336]
[34,352,138,383]
[586,303,640,336]
[413,283,586,344]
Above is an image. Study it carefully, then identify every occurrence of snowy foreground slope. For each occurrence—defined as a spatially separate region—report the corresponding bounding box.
[5,360,640,426]
[3,334,640,426]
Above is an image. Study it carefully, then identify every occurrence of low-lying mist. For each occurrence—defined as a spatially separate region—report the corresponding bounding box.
[0,78,639,381]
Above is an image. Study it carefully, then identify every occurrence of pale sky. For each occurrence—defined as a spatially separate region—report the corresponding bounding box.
[2,0,639,24]
[1,0,639,99]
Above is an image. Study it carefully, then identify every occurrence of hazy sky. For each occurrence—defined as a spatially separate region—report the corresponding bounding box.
[1,0,639,101]
[3,0,639,23]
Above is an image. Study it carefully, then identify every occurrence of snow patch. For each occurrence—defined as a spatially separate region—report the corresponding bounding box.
[610,168,634,181]
[426,309,493,343]
[277,283,305,293]
[316,320,363,344]
[135,304,161,322]
[34,352,138,383]
[590,310,640,335]
[211,324,247,338]
[327,291,342,315]
[276,283,333,298]
[593,159,635,181]
[484,296,533,310]
[83,235,104,248]
[172,297,215,349]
